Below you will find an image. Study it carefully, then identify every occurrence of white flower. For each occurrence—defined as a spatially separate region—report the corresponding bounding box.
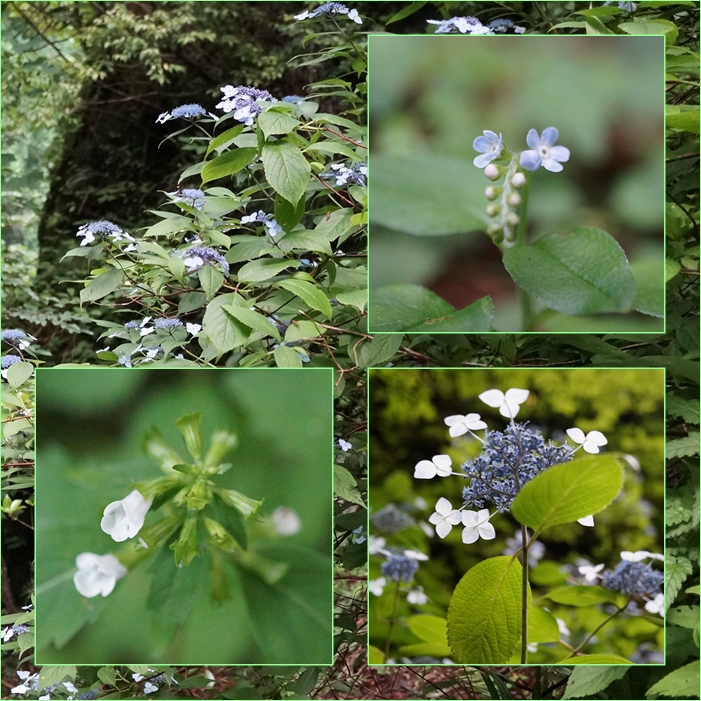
[338,438,352,452]
[444,413,488,437]
[519,127,570,173]
[577,514,595,527]
[100,489,152,542]
[556,617,570,640]
[621,550,664,562]
[183,254,205,272]
[479,388,529,418]
[132,674,144,682]
[369,535,390,556]
[414,454,452,479]
[461,509,496,544]
[270,506,302,536]
[369,577,386,596]
[428,497,462,539]
[74,552,127,597]
[403,549,429,561]
[407,586,428,605]
[644,593,664,615]
[186,323,201,335]
[566,428,608,454]
[578,563,604,582]
[144,682,159,694]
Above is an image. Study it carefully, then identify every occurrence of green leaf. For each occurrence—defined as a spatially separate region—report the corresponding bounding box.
[667,434,699,458]
[278,279,333,318]
[142,213,193,238]
[667,395,700,423]
[563,666,630,698]
[209,497,248,550]
[335,289,367,311]
[387,1,427,23]
[80,268,124,304]
[274,345,303,368]
[407,615,448,644]
[97,667,117,686]
[646,661,700,698]
[370,284,493,332]
[238,259,298,282]
[667,605,700,629]
[631,260,665,317]
[223,305,280,341]
[334,464,365,507]
[544,585,619,606]
[39,666,76,692]
[178,291,207,315]
[619,19,678,45]
[503,228,637,315]
[201,147,257,184]
[666,557,693,608]
[666,258,681,281]
[371,153,488,235]
[566,655,632,664]
[354,334,403,368]
[398,641,453,657]
[368,645,385,664]
[198,265,225,300]
[666,108,701,133]
[258,108,300,139]
[277,229,332,256]
[447,556,527,664]
[202,294,249,354]
[274,193,306,233]
[511,454,625,531]
[313,208,353,241]
[262,141,310,204]
[6,361,33,389]
[304,141,361,161]
[206,124,245,157]
[584,16,616,34]
[284,321,325,343]
[528,606,560,642]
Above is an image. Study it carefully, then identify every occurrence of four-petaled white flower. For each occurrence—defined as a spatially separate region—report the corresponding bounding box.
[479,388,529,418]
[577,515,595,527]
[338,438,352,452]
[519,127,570,172]
[566,428,608,454]
[100,489,153,542]
[429,497,462,539]
[414,454,453,479]
[644,593,664,615]
[144,682,159,694]
[444,413,487,437]
[74,552,128,597]
[369,577,386,596]
[621,550,664,562]
[461,509,496,544]
[407,586,428,605]
[578,562,605,582]
[186,323,201,335]
[473,130,503,168]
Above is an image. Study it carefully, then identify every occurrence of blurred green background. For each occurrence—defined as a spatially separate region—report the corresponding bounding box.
[369,35,665,331]
[369,368,665,662]
[35,368,333,664]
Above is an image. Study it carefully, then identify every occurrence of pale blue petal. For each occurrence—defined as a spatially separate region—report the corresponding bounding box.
[541,127,559,146]
[549,145,570,162]
[519,150,540,171]
[473,135,492,152]
[474,152,494,168]
[525,128,540,149]
[542,159,564,172]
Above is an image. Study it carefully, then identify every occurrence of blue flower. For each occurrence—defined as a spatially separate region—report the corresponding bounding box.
[216,85,275,126]
[240,210,283,237]
[294,3,362,24]
[519,127,570,172]
[601,560,663,598]
[153,318,183,330]
[381,554,419,583]
[169,188,206,210]
[427,16,489,34]
[604,1,637,11]
[1,354,22,370]
[282,95,305,104]
[76,220,131,246]
[473,130,503,169]
[371,503,414,533]
[156,103,208,124]
[487,18,526,33]
[322,162,367,187]
[181,246,230,277]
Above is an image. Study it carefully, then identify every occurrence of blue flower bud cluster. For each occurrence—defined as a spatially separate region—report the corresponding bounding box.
[156,103,208,124]
[1,329,28,342]
[461,422,574,512]
[381,554,419,583]
[153,318,183,330]
[371,503,414,534]
[170,188,206,210]
[295,3,362,24]
[601,560,663,598]
[1,355,22,370]
[427,16,525,34]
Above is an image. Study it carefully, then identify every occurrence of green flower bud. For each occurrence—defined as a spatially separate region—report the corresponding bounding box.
[142,427,185,473]
[170,516,200,567]
[203,517,237,553]
[485,204,499,218]
[137,513,181,549]
[506,212,520,227]
[185,477,211,511]
[132,475,184,501]
[204,430,238,469]
[175,412,204,462]
[218,488,263,519]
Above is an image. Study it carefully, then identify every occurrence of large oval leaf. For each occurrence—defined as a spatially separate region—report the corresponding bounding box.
[447,556,527,664]
[503,227,637,315]
[511,454,624,531]
[80,268,124,304]
[202,294,249,354]
[278,279,332,318]
[370,284,493,332]
[201,147,257,184]
[262,141,310,204]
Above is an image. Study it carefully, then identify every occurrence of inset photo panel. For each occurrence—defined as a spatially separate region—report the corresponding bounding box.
[35,368,334,666]
[368,368,665,665]
[368,34,665,333]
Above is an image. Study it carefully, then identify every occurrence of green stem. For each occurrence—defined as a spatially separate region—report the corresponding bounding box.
[384,581,402,659]
[520,524,530,664]
[564,600,631,659]
[515,171,535,330]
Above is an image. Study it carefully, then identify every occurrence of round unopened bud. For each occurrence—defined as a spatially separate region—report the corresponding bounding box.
[507,193,521,207]
[511,172,527,188]
[506,212,520,226]
[491,228,504,244]
[484,164,500,181]
[484,186,501,200]
[505,226,517,242]
[487,223,502,237]
[486,204,499,218]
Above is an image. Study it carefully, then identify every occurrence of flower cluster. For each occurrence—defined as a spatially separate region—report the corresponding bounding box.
[181,245,230,277]
[370,503,414,533]
[76,220,137,251]
[216,85,275,126]
[1,624,30,642]
[1,329,33,350]
[156,102,209,124]
[369,536,429,604]
[168,188,206,210]
[240,210,283,237]
[322,162,367,187]
[602,559,664,599]
[1,354,22,379]
[427,16,525,34]
[381,554,419,583]
[294,2,362,24]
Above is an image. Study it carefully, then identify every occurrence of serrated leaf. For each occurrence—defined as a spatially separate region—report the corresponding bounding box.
[223,305,280,340]
[667,396,700,423]
[511,454,624,531]
[354,334,403,368]
[563,666,629,699]
[206,124,245,156]
[646,660,699,698]
[142,214,193,238]
[666,258,681,281]
[80,268,124,304]
[503,228,637,315]
[274,345,303,368]
[262,141,310,204]
[97,667,117,686]
[334,464,365,506]
[258,108,300,139]
[198,265,225,300]
[566,654,632,664]
[39,666,76,692]
[278,279,333,318]
[667,434,699,458]
[544,585,619,606]
[528,606,560,643]
[370,284,493,332]
[202,293,248,354]
[667,605,699,629]
[201,147,257,183]
[407,615,448,644]
[447,556,527,664]
[277,229,332,255]
[666,556,693,608]
[619,19,678,45]
[238,259,298,282]
[284,321,325,343]
[313,208,353,241]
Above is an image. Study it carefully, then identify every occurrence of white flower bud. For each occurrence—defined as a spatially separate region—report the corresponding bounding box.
[511,172,527,188]
[507,193,521,207]
[506,212,520,226]
[484,186,501,200]
[486,204,499,217]
[484,164,500,181]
